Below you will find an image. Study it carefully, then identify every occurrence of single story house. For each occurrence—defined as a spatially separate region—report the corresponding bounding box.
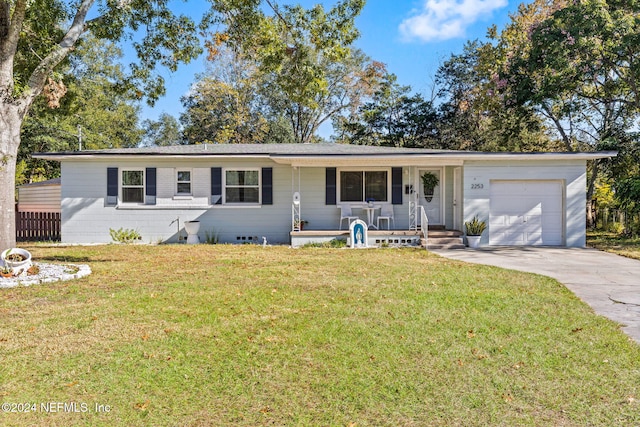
[34,143,614,247]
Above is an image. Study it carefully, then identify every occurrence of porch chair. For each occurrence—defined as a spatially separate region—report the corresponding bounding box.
[339,205,359,230]
[376,204,395,230]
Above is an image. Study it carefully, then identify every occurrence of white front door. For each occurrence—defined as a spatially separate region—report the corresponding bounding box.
[418,168,442,225]
[489,180,564,245]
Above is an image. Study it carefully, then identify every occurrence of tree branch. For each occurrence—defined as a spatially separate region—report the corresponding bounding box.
[24,0,95,107]
[0,0,27,92]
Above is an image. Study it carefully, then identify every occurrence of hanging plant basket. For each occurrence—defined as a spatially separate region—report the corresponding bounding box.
[421,172,440,203]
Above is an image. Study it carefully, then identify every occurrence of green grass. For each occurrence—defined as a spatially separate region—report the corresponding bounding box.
[1,244,639,426]
[587,231,640,260]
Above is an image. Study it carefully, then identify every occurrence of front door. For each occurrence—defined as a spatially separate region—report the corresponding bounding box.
[418,168,442,225]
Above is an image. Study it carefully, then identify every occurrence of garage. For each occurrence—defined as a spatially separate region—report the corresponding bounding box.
[489,180,564,246]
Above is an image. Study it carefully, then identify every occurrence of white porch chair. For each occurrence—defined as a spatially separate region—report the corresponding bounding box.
[376,204,395,230]
[339,205,359,230]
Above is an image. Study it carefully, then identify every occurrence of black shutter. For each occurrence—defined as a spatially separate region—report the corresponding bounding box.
[392,167,403,205]
[326,167,336,205]
[106,167,118,206]
[211,167,222,205]
[145,167,157,205]
[262,167,273,205]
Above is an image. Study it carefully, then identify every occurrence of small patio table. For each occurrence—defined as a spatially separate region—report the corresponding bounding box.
[361,205,380,230]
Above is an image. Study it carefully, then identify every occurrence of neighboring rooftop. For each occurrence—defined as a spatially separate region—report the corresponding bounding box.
[18,177,61,187]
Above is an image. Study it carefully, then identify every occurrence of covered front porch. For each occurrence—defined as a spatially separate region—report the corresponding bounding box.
[273,153,465,246]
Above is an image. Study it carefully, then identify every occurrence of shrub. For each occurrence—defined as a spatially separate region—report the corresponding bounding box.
[109,227,142,244]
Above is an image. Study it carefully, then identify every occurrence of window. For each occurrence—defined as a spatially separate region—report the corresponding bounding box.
[340,170,388,202]
[121,170,144,203]
[225,170,260,204]
[176,170,191,194]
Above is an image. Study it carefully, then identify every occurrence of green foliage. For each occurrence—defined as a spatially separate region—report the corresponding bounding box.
[420,172,439,194]
[334,73,438,147]
[465,216,487,236]
[181,49,272,144]
[109,227,142,244]
[198,0,378,143]
[18,35,144,183]
[142,113,184,146]
[435,39,556,152]
[615,178,640,213]
[204,229,220,245]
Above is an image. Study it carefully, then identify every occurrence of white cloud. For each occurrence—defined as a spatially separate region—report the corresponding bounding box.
[399,0,508,42]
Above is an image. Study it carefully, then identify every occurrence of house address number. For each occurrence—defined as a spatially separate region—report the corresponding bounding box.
[470,183,484,189]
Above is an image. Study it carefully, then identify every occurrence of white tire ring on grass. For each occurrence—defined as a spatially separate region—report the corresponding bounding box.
[0,263,91,288]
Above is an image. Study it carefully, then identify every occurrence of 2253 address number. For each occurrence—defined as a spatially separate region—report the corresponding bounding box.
[470,183,484,189]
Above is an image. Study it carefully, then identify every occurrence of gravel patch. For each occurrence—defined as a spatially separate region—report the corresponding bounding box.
[0,263,91,288]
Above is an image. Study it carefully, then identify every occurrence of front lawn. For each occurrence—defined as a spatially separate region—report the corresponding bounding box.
[1,245,638,426]
[587,231,640,260]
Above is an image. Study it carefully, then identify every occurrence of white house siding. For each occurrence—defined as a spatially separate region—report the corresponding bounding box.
[60,160,427,244]
[463,160,587,247]
[60,159,295,244]
[18,181,61,212]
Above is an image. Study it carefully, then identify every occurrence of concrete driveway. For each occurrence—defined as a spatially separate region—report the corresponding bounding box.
[431,247,640,344]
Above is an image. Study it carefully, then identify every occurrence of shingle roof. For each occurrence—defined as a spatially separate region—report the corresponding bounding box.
[35,143,454,157]
[33,143,616,161]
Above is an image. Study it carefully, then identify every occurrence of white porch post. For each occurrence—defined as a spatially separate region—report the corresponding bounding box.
[409,167,418,230]
[292,167,301,231]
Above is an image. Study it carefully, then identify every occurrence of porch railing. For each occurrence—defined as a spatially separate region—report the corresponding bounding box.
[420,206,428,250]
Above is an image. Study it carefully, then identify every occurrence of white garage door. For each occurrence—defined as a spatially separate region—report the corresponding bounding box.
[489,181,564,246]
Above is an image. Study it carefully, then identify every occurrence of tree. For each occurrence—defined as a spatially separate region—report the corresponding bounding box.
[19,35,144,184]
[435,39,554,152]
[142,113,183,146]
[1,0,204,248]
[262,47,386,143]
[206,0,381,143]
[181,49,271,144]
[334,73,439,148]
[497,0,640,224]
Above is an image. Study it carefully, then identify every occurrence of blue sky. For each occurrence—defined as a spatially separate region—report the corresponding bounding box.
[141,0,521,134]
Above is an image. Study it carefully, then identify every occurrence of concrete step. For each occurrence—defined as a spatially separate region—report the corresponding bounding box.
[425,243,467,250]
[427,230,463,238]
[421,235,466,250]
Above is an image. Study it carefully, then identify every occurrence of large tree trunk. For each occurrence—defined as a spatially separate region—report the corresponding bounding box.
[0,103,23,250]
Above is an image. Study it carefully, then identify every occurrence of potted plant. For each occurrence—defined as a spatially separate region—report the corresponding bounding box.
[0,264,12,278]
[465,216,487,248]
[293,219,308,231]
[1,248,32,274]
[421,172,439,202]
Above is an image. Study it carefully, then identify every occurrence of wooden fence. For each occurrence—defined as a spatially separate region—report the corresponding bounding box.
[15,206,61,242]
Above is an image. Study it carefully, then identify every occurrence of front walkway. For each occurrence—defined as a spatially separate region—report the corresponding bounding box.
[431,247,640,344]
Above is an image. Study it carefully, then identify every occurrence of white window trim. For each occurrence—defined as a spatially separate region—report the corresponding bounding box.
[120,168,145,205]
[223,168,261,206]
[337,167,391,204]
[175,168,193,196]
